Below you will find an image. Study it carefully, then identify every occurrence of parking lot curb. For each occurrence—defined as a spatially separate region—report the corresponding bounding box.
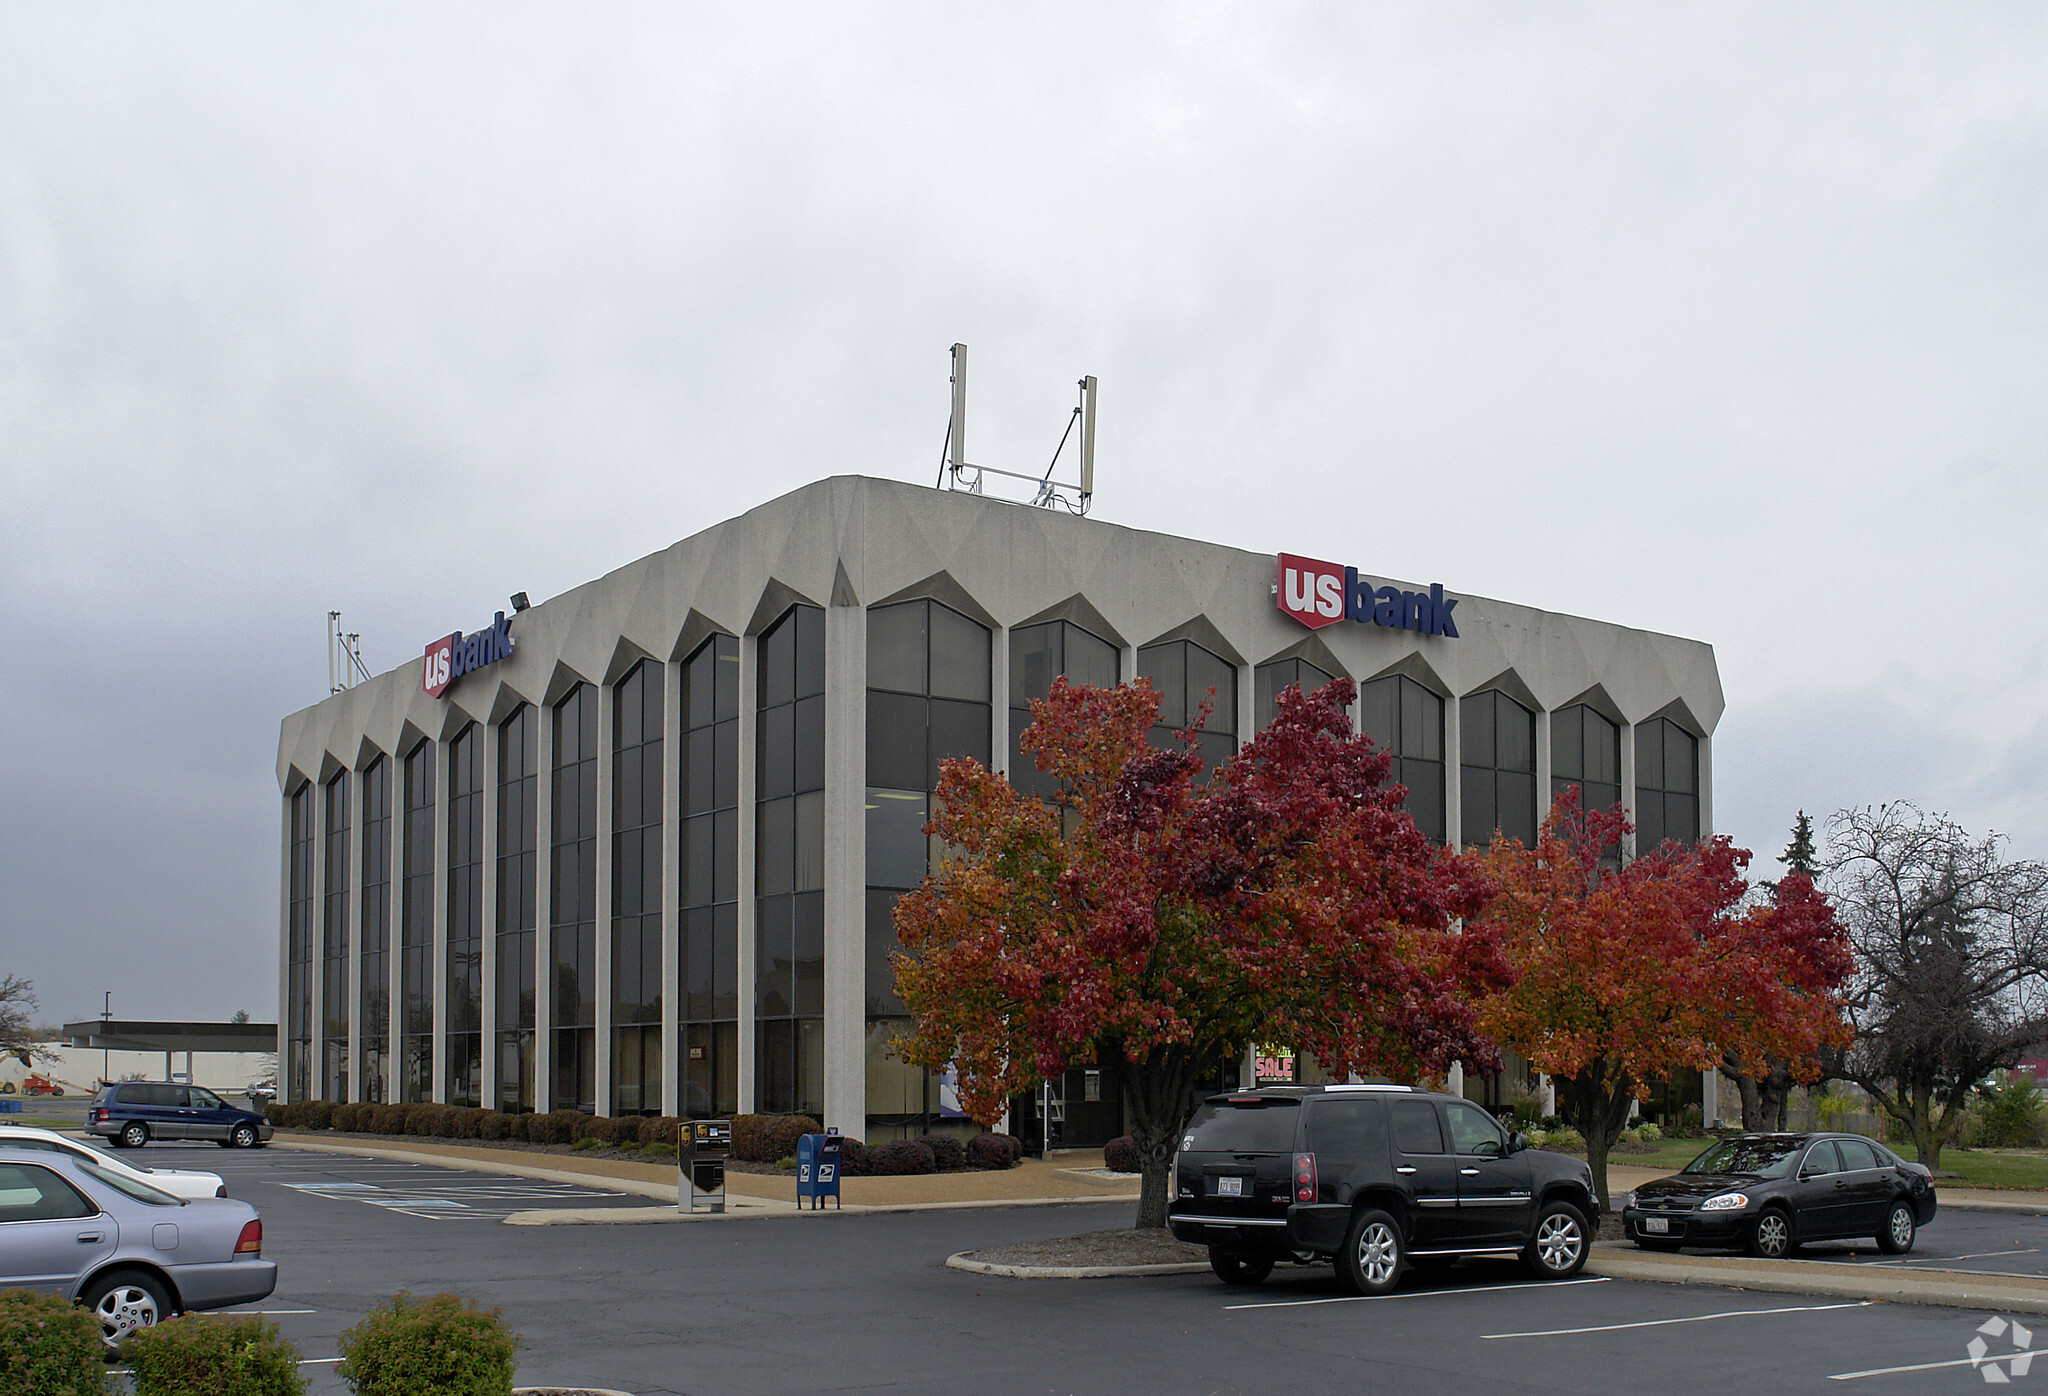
[1585,1243,2048,1314]
[272,1138,684,1203]
[1940,1197,2048,1216]
[945,1252,1209,1279]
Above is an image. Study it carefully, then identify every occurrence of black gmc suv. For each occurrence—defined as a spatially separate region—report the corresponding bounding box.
[1166,1085,1599,1295]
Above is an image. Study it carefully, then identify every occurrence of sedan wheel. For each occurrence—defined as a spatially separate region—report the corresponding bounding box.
[119,1122,149,1150]
[81,1269,171,1350]
[230,1124,259,1149]
[1876,1200,1917,1255]
[1749,1207,1795,1260]
[1336,1208,1404,1296]
[1525,1202,1589,1279]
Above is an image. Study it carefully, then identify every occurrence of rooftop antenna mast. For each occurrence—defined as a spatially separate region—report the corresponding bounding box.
[327,611,371,695]
[936,343,1095,515]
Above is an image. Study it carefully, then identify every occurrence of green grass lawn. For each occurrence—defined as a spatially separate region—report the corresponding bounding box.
[0,1114,77,1130]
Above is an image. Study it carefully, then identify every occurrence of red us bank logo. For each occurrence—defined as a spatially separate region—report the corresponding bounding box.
[1275,554,1461,638]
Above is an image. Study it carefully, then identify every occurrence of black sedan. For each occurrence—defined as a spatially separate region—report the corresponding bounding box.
[1622,1132,1938,1259]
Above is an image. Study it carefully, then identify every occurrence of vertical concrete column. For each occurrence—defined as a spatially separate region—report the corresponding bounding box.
[661,659,683,1118]
[990,626,1010,778]
[276,791,292,1100]
[431,740,450,1104]
[1620,720,1639,861]
[1535,705,1553,823]
[595,685,615,1116]
[534,705,556,1115]
[348,767,364,1102]
[735,634,758,1115]
[1235,659,1254,758]
[1698,732,1715,839]
[480,719,501,1109]
[1444,692,1462,852]
[822,601,867,1138]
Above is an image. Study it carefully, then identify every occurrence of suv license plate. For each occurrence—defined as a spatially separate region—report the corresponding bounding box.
[1642,1217,1669,1234]
[1217,1177,1243,1197]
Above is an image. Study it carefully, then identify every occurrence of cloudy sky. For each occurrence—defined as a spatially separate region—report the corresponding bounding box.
[3,5,2045,1028]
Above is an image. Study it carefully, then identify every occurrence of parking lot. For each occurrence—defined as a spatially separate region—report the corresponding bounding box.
[69,1141,2043,1392]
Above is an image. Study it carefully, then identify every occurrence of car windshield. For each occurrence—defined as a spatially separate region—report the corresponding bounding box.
[75,1157,183,1206]
[1681,1139,1804,1179]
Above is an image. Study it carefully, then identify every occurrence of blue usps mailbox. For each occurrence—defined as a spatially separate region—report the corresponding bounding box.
[796,1131,843,1210]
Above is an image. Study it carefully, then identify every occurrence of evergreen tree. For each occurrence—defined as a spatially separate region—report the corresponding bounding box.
[1782,810,1818,878]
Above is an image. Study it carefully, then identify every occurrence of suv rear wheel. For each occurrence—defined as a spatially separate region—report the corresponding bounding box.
[1524,1200,1589,1279]
[1335,1208,1404,1296]
[1208,1251,1274,1286]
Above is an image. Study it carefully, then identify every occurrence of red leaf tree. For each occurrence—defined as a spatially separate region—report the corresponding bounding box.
[892,676,1503,1227]
[1468,793,1852,1208]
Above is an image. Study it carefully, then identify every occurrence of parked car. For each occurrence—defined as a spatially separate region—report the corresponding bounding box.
[1622,1132,1938,1258]
[86,1081,273,1149]
[1166,1085,1600,1295]
[0,1123,230,1200]
[0,1145,276,1348]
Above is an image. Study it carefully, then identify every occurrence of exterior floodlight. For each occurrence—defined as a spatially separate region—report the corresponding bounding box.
[511,592,531,613]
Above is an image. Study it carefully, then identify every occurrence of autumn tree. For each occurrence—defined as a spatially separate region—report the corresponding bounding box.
[1724,810,1840,1131]
[1823,803,2048,1169]
[1469,794,1851,1208]
[893,677,1502,1227]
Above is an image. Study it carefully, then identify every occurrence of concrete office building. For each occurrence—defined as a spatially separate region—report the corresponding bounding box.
[275,475,1724,1139]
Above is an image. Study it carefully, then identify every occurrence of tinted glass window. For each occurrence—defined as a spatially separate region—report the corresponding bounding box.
[1183,1099,1300,1152]
[1445,1101,1504,1156]
[190,1090,224,1111]
[1305,1098,1383,1159]
[1389,1099,1444,1154]
[1802,1140,1844,1175]
[1835,1139,1878,1171]
[0,1163,96,1221]
[76,1159,180,1206]
[1682,1138,1803,1178]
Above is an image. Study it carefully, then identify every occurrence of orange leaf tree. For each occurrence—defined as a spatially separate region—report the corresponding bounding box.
[893,676,1502,1227]
[1469,792,1852,1208]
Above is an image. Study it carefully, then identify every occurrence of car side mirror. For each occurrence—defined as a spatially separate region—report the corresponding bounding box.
[1507,1131,1528,1155]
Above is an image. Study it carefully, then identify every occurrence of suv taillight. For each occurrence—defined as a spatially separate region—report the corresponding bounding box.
[1292,1151,1317,1204]
[234,1220,262,1256]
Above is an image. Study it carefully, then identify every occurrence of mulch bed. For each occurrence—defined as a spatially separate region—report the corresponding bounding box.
[964,1228,1210,1268]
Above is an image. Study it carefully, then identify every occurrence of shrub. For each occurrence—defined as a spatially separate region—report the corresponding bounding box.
[369,1105,408,1136]
[126,1312,306,1396]
[268,1101,298,1129]
[299,1100,336,1131]
[866,1140,936,1176]
[835,1137,868,1177]
[477,1111,514,1141]
[642,1116,682,1148]
[414,1105,459,1138]
[570,1138,604,1152]
[336,1292,519,1396]
[967,1132,1024,1170]
[918,1134,968,1171]
[1979,1078,2048,1149]
[1679,1104,1705,1135]
[1633,1121,1662,1142]
[571,1114,620,1145]
[449,1108,489,1141]
[328,1102,366,1133]
[642,1142,677,1161]
[1102,1136,1141,1173]
[0,1287,104,1395]
[732,1114,820,1163]
[611,1116,643,1147]
[525,1111,582,1146]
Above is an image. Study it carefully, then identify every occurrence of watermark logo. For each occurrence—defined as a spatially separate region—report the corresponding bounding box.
[1969,1316,2035,1384]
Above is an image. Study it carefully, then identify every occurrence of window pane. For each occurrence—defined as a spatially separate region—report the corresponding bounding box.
[866,788,930,889]
[868,602,927,695]
[1403,758,1444,844]
[1636,791,1665,851]
[684,814,714,908]
[1552,708,1583,782]
[1669,792,1699,845]
[1667,725,1697,795]
[686,644,716,728]
[1359,676,1396,752]
[685,906,714,1019]
[793,695,825,793]
[866,691,927,792]
[1586,780,1621,815]
[867,888,905,1016]
[1138,643,1185,728]
[713,902,739,1017]
[928,699,991,786]
[1460,692,1495,769]
[1498,771,1537,848]
[1403,680,1443,760]
[1636,721,1664,793]
[757,703,794,800]
[1390,1099,1444,1154]
[795,606,826,698]
[1187,644,1236,735]
[713,720,737,810]
[1588,713,1620,784]
[1010,622,1060,707]
[929,604,990,702]
[713,809,737,903]
[793,891,824,1017]
[685,729,716,815]
[1195,730,1236,779]
[1498,696,1535,773]
[757,798,794,896]
[794,791,824,892]
[1065,626,1119,690]
[1254,663,1288,733]
[714,636,740,721]
[1460,766,1495,850]
[756,894,793,1017]
[762,615,796,708]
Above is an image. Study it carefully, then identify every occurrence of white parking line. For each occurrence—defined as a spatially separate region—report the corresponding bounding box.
[1226,1277,1610,1311]
[1882,1248,2039,1267]
[1483,1300,1870,1339]
[1829,1356,2027,1381]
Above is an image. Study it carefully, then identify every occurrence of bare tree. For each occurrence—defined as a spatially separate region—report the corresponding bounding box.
[1824,804,2048,1168]
[0,975,54,1067]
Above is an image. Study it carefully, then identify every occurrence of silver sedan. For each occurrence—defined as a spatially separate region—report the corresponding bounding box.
[0,1145,277,1347]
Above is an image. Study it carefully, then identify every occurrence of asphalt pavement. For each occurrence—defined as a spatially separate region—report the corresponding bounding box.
[91,1140,2048,1394]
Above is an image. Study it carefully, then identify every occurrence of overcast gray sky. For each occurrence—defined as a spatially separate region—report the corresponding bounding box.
[4,4,2045,1027]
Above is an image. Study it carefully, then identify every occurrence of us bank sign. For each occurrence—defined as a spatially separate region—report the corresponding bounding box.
[1276,553,1460,638]
[422,611,516,698]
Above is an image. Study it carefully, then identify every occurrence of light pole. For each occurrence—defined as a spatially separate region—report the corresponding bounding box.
[101,992,110,1086]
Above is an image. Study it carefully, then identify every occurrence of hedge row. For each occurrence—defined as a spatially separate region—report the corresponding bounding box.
[269,1101,1024,1175]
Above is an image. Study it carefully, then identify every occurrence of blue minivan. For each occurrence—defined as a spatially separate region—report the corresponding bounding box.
[87,1082,273,1150]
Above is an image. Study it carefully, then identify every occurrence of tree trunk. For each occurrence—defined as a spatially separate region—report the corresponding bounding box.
[1106,1039,1204,1229]
[1732,1068,1764,1132]
[1556,1068,1635,1212]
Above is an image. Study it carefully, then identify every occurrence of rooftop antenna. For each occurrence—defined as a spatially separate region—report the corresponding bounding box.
[327,611,371,695]
[936,343,1096,515]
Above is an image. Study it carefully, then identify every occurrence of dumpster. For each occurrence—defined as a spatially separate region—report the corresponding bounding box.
[796,1132,843,1210]
[679,1119,731,1214]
